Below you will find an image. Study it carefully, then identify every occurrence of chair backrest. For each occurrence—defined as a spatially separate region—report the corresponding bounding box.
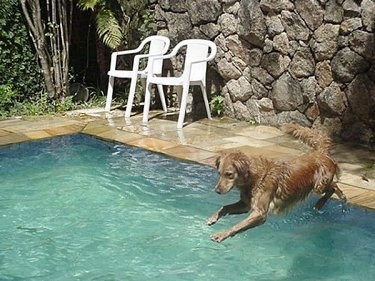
[144,35,170,75]
[183,39,217,82]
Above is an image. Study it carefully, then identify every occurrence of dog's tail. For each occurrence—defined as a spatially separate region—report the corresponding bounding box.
[283,123,332,153]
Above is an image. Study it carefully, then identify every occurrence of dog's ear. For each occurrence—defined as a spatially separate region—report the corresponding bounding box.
[233,154,250,180]
[233,159,248,175]
[215,154,222,169]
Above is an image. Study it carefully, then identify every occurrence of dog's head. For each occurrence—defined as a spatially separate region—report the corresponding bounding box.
[214,152,251,194]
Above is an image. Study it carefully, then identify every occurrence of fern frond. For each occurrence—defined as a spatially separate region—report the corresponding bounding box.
[96,9,123,49]
[77,0,102,11]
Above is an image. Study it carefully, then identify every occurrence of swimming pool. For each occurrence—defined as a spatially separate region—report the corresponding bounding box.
[0,134,374,280]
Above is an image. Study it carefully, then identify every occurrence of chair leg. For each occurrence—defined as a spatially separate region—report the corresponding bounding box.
[177,84,190,129]
[142,82,152,125]
[124,76,138,118]
[200,84,212,119]
[105,76,114,112]
[156,84,167,112]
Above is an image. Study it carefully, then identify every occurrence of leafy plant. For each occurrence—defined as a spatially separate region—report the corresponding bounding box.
[248,117,258,125]
[78,0,123,49]
[210,95,225,117]
[0,0,43,102]
[0,84,17,117]
[9,93,54,116]
[96,9,123,49]
[138,8,155,39]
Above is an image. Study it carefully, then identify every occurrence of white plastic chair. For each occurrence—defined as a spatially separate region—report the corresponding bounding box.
[105,35,170,118]
[142,39,217,129]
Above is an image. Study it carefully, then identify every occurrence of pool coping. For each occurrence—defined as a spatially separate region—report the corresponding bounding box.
[1,110,374,211]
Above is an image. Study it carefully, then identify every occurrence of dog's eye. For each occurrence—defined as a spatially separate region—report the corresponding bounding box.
[225,172,234,179]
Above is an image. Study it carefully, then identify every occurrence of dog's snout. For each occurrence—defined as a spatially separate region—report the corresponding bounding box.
[214,187,222,194]
[214,181,232,195]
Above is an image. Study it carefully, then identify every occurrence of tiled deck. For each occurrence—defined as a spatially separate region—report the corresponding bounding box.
[1,109,374,210]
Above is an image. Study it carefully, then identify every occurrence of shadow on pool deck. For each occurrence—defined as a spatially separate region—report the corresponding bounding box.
[0,108,374,210]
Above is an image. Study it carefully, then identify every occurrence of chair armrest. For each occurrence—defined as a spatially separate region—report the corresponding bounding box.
[145,40,189,62]
[176,43,217,76]
[143,43,189,77]
[148,40,217,65]
[112,37,151,56]
[109,49,140,71]
[132,52,170,72]
[144,52,176,62]
[147,40,217,78]
[110,46,169,72]
[108,39,152,71]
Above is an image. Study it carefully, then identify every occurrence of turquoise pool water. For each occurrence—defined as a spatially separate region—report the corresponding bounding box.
[0,134,374,280]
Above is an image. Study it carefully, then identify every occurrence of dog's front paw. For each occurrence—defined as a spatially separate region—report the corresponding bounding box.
[210,231,230,243]
[207,214,219,225]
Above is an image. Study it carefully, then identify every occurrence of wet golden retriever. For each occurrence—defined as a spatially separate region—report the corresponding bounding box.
[207,124,346,243]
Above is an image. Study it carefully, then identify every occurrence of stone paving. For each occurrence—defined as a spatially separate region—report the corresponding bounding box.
[0,108,374,210]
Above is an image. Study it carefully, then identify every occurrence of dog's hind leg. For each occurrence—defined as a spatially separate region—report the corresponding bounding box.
[314,189,334,210]
[314,183,346,210]
[332,183,346,202]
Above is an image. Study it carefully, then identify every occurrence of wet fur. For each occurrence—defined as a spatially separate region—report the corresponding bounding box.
[207,123,347,243]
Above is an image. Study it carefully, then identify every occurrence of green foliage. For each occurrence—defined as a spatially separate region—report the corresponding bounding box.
[12,94,56,116]
[248,117,258,125]
[77,0,105,10]
[0,0,43,101]
[96,9,123,49]
[78,0,155,49]
[210,95,225,117]
[0,84,17,117]
[78,0,123,49]
[5,94,83,118]
[0,80,108,119]
[120,0,154,43]
[0,0,154,118]
[139,9,156,39]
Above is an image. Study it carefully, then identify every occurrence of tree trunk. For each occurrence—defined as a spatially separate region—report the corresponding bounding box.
[20,0,72,99]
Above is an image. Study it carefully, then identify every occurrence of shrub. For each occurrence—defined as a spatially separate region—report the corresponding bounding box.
[210,95,225,117]
[0,84,17,117]
[0,0,43,103]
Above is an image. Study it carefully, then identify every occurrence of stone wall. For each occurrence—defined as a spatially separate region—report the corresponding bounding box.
[152,0,375,144]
